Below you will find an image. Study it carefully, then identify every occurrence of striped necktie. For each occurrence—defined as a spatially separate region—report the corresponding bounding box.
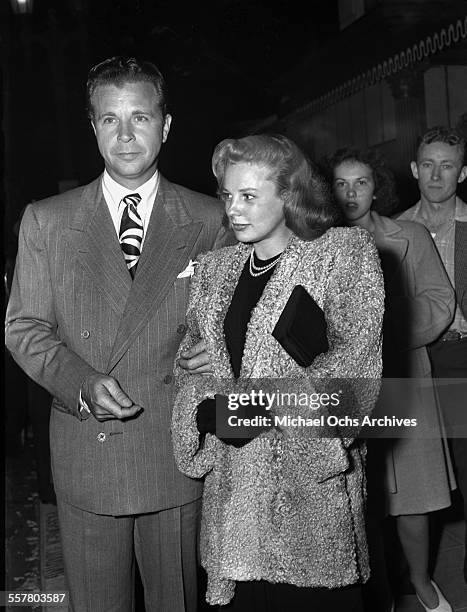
[119,193,143,278]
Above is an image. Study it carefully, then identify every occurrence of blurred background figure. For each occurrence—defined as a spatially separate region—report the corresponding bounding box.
[327,147,456,612]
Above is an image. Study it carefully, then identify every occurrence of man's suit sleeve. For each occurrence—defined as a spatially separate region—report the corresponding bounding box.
[5,204,97,417]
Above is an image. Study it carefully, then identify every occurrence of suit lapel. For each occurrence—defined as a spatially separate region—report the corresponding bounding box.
[64,178,131,316]
[106,177,203,372]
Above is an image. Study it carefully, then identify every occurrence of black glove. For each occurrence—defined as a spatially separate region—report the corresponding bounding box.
[196,398,217,434]
[195,395,270,448]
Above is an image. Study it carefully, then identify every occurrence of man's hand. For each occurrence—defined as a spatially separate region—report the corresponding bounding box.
[178,340,213,374]
[81,374,142,422]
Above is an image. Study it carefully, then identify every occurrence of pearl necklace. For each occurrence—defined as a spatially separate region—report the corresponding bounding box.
[249,250,282,277]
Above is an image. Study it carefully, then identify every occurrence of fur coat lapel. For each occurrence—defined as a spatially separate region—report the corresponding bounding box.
[206,236,319,379]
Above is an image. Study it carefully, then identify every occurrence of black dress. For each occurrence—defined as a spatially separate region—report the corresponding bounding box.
[223,251,276,379]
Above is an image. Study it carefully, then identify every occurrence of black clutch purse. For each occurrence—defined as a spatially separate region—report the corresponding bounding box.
[272,285,328,367]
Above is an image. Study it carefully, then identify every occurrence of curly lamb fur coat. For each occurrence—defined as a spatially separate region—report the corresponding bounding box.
[172,228,384,605]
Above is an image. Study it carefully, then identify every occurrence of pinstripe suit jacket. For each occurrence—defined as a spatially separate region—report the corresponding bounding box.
[5,174,228,515]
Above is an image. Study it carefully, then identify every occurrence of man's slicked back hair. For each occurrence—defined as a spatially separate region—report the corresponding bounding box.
[86,56,169,120]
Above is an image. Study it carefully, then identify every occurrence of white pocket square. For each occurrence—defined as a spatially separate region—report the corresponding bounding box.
[177,259,199,278]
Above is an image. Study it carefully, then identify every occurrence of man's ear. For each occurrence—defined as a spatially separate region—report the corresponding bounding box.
[162,114,172,143]
[458,165,467,184]
[410,161,419,180]
[91,121,97,136]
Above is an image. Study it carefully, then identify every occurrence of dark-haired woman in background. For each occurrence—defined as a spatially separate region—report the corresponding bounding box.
[328,147,455,612]
[172,134,384,611]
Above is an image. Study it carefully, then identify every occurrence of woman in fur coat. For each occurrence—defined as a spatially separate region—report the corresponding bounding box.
[172,134,384,611]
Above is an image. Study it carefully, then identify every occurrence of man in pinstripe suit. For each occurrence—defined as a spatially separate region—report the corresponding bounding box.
[5,57,228,611]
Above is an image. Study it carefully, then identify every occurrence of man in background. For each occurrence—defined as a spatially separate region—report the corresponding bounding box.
[398,125,467,582]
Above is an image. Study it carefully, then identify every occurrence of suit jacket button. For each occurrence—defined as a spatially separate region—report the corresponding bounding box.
[177,324,187,334]
[163,374,173,384]
[97,432,106,442]
[81,330,90,339]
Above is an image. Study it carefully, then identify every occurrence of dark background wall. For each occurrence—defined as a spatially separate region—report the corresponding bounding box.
[3,0,467,258]
[2,0,339,258]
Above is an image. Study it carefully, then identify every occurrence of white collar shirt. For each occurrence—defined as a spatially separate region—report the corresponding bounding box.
[101,169,160,248]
